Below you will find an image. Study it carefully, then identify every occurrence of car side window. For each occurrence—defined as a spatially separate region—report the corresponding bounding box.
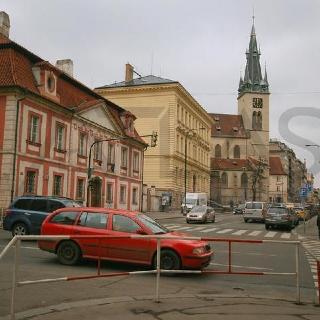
[48,200,65,212]
[112,215,140,233]
[13,199,33,210]
[50,211,78,225]
[78,212,108,229]
[30,199,47,212]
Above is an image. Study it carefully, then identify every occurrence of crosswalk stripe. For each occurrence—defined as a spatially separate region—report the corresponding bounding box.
[216,229,233,234]
[280,233,291,239]
[265,231,277,238]
[166,225,180,229]
[248,231,262,236]
[191,226,208,231]
[172,226,193,231]
[232,230,248,235]
[200,227,219,233]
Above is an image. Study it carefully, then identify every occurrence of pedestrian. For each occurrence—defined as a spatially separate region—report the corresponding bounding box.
[317,212,320,240]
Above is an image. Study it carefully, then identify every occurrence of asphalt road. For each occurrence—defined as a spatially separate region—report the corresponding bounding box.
[0,213,317,317]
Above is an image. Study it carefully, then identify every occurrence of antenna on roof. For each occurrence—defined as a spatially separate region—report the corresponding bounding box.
[150,51,154,75]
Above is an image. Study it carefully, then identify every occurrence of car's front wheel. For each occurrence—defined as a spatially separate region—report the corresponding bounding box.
[153,249,181,270]
[57,241,81,265]
[12,222,29,237]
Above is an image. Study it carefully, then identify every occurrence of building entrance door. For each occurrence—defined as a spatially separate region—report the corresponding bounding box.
[90,177,102,207]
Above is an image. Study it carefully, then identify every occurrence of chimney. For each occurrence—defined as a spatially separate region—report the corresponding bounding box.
[55,59,73,77]
[0,12,10,38]
[125,63,134,82]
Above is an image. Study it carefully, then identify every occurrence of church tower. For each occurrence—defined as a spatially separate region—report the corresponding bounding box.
[238,19,270,162]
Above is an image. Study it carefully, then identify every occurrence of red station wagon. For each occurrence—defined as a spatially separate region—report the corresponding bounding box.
[38,208,213,270]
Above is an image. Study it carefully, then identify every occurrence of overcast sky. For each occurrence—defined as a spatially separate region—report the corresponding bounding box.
[3,0,320,187]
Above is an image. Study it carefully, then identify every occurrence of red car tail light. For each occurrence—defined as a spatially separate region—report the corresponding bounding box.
[3,209,12,217]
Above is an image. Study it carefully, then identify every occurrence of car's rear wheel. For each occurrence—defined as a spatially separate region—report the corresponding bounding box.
[153,249,181,270]
[12,222,29,236]
[244,218,248,223]
[57,241,81,265]
[265,224,270,230]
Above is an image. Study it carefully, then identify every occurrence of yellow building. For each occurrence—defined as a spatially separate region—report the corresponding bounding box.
[95,65,213,210]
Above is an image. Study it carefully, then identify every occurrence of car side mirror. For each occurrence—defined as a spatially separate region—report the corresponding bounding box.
[136,228,147,235]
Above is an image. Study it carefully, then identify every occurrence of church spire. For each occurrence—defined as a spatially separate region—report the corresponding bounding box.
[238,19,269,96]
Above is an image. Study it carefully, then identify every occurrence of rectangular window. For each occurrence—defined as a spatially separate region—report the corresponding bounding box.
[120,185,126,203]
[76,178,85,199]
[29,115,40,143]
[78,132,86,156]
[121,147,128,168]
[53,175,63,196]
[93,140,102,161]
[25,170,36,194]
[277,186,281,192]
[106,183,113,203]
[133,152,139,172]
[55,123,65,151]
[107,143,115,164]
[132,187,138,205]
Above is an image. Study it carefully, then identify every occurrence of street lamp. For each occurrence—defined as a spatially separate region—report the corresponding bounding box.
[86,132,158,207]
[183,127,205,214]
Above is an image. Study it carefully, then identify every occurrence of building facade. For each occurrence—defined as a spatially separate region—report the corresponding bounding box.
[210,22,270,205]
[0,12,146,210]
[95,65,213,210]
[269,157,288,203]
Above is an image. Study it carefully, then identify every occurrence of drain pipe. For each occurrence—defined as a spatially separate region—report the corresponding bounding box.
[10,95,25,202]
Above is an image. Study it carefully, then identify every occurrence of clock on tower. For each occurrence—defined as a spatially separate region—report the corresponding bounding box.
[253,97,263,108]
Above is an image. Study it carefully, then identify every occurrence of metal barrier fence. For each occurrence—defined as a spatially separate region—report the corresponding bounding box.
[0,234,318,320]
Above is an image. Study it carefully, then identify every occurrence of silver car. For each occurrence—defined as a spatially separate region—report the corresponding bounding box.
[186,206,215,224]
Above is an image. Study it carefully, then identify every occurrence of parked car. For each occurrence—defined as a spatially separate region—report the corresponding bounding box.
[186,205,215,223]
[38,208,213,270]
[243,201,268,223]
[3,196,82,236]
[265,206,299,230]
[233,203,245,215]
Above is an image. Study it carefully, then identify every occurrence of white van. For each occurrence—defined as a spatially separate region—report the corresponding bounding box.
[181,193,207,214]
[243,201,267,223]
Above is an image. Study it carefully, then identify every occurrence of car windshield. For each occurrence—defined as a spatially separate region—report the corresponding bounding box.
[268,207,288,214]
[190,206,207,213]
[246,203,262,209]
[136,214,169,234]
[64,200,82,208]
[185,199,197,205]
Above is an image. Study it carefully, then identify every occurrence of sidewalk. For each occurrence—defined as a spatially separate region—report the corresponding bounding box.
[294,215,319,241]
[1,293,319,320]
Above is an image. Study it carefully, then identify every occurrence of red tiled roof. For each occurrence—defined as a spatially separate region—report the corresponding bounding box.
[211,158,252,171]
[269,157,286,175]
[0,33,146,144]
[209,113,247,138]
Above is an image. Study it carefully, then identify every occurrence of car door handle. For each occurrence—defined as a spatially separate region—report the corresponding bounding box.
[24,212,31,216]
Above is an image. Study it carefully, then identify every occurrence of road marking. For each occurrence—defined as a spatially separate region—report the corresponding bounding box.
[232,229,248,235]
[191,226,208,231]
[265,231,277,238]
[280,233,291,239]
[247,231,262,236]
[0,244,38,250]
[216,228,233,234]
[200,227,219,233]
[172,226,193,231]
[210,262,273,271]
[166,225,181,229]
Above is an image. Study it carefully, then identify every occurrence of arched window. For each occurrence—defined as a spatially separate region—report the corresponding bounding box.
[215,144,222,158]
[252,111,257,129]
[241,173,248,188]
[257,111,262,130]
[221,172,228,188]
[234,145,240,158]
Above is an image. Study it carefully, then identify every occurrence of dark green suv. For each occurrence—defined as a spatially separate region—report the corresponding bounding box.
[3,196,82,236]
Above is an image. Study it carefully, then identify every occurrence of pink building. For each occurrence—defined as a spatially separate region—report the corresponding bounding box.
[0,12,147,210]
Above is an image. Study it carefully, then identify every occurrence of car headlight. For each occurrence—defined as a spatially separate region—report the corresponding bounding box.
[192,247,206,255]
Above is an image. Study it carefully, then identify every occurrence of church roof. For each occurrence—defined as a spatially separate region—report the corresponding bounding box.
[211,158,253,171]
[96,75,177,89]
[209,113,248,138]
[269,157,286,175]
[238,21,269,95]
